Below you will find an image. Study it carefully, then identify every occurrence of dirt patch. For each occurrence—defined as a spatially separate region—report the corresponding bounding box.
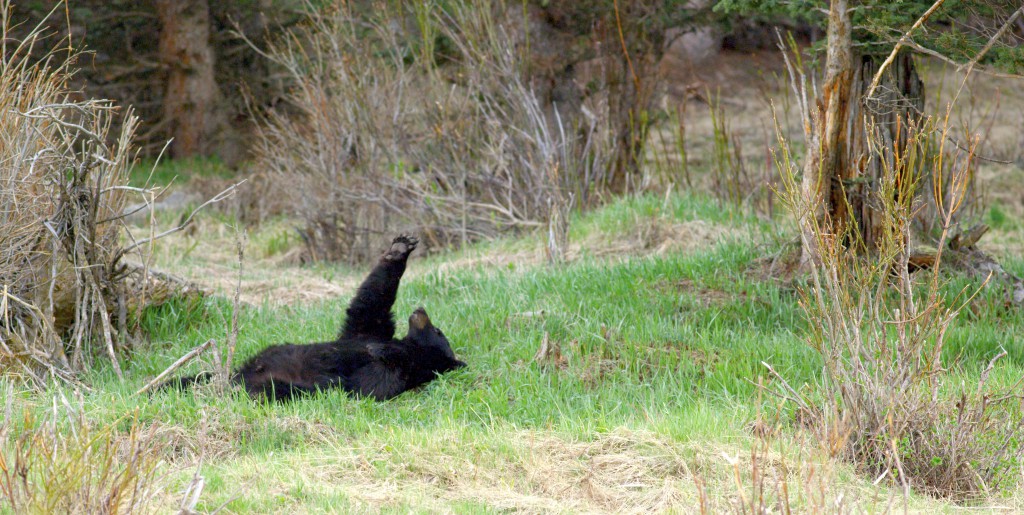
[580,357,621,390]
[674,279,750,307]
[586,218,742,258]
[680,344,721,370]
[746,242,802,284]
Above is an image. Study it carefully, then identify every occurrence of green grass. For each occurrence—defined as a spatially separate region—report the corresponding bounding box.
[4,192,1024,512]
[130,155,236,188]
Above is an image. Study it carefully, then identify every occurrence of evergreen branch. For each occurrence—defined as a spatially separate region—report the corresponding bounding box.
[866,0,947,99]
[960,5,1024,76]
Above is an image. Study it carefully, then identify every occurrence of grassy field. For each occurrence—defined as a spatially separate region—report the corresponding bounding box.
[4,50,1024,513]
[4,184,1024,512]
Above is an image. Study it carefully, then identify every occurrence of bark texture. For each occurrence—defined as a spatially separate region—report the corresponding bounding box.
[802,0,925,261]
[800,0,853,265]
[852,52,925,250]
[156,0,222,158]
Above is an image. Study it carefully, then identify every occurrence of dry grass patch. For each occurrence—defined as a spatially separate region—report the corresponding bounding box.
[132,217,358,307]
[582,219,743,258]
[671,279,750,308]
[437,218,746,277]
[193,428,697,513]
[0,397,167,514]
[168,427,961,513]
[136,209,745,308]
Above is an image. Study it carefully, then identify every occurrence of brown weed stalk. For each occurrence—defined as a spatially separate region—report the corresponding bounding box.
[0,389,165,513]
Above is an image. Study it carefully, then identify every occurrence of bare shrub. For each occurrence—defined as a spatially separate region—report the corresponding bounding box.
[772,108,1024,500]
[251,0,609,263]
[1,5,129,380]
[1,1,211,382]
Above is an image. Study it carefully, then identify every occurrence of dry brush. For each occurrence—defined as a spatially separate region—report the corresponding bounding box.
[1,1,200,384]
[250,0,611,264]
[772,104,1024,500]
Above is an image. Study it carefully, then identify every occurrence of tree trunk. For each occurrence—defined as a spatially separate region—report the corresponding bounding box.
[850,52,925,249]
[800,0,853,266]
[801,0,925,263]
[156,0,221,158]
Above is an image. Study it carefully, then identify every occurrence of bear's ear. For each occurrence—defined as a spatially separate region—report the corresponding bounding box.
[409,307,432,331]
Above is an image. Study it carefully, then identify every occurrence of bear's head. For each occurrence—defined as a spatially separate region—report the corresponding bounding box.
[406,307,466,374]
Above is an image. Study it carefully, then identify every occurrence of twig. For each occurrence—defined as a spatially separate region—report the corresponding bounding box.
[115,179,246,261]
[866,0,947,99]
[775,30,810,140]
[977,347,1008,393]
[178,460,205,513]
[612,0,639,91]
[901,40,1024,80]
[960,6,1024,77]
[134,339,215,396]
[94,282,123,380]
[96,184,170,225]
[760,361,811,411]
[224,231,245,381]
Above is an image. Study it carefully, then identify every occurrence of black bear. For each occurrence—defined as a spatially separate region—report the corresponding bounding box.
[161,235,466,401]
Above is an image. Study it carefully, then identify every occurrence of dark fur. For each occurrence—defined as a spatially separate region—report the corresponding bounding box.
[160,235,465,401]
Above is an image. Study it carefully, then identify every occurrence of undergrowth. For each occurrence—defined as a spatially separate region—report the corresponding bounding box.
[0,391,165,514]
[2,192,1020,511]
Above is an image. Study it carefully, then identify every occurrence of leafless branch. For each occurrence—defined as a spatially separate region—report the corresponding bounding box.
[902,40,1024,80]
[94,283,123,380]
[961,5,1024,76]
[760,361,811,412]
[133,339,215,396]
[115,180,246,260]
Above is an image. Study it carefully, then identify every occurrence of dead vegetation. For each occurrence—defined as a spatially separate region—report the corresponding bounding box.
[175,424,892,514]
[0,390,166,514]
[771,96,1024,500]
[0,3,143,383]
[132,209,743,308]
[0,1,226,385]
[250,1,610,264]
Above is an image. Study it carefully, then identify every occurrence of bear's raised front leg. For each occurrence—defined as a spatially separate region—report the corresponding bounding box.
[339,234,419,340]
